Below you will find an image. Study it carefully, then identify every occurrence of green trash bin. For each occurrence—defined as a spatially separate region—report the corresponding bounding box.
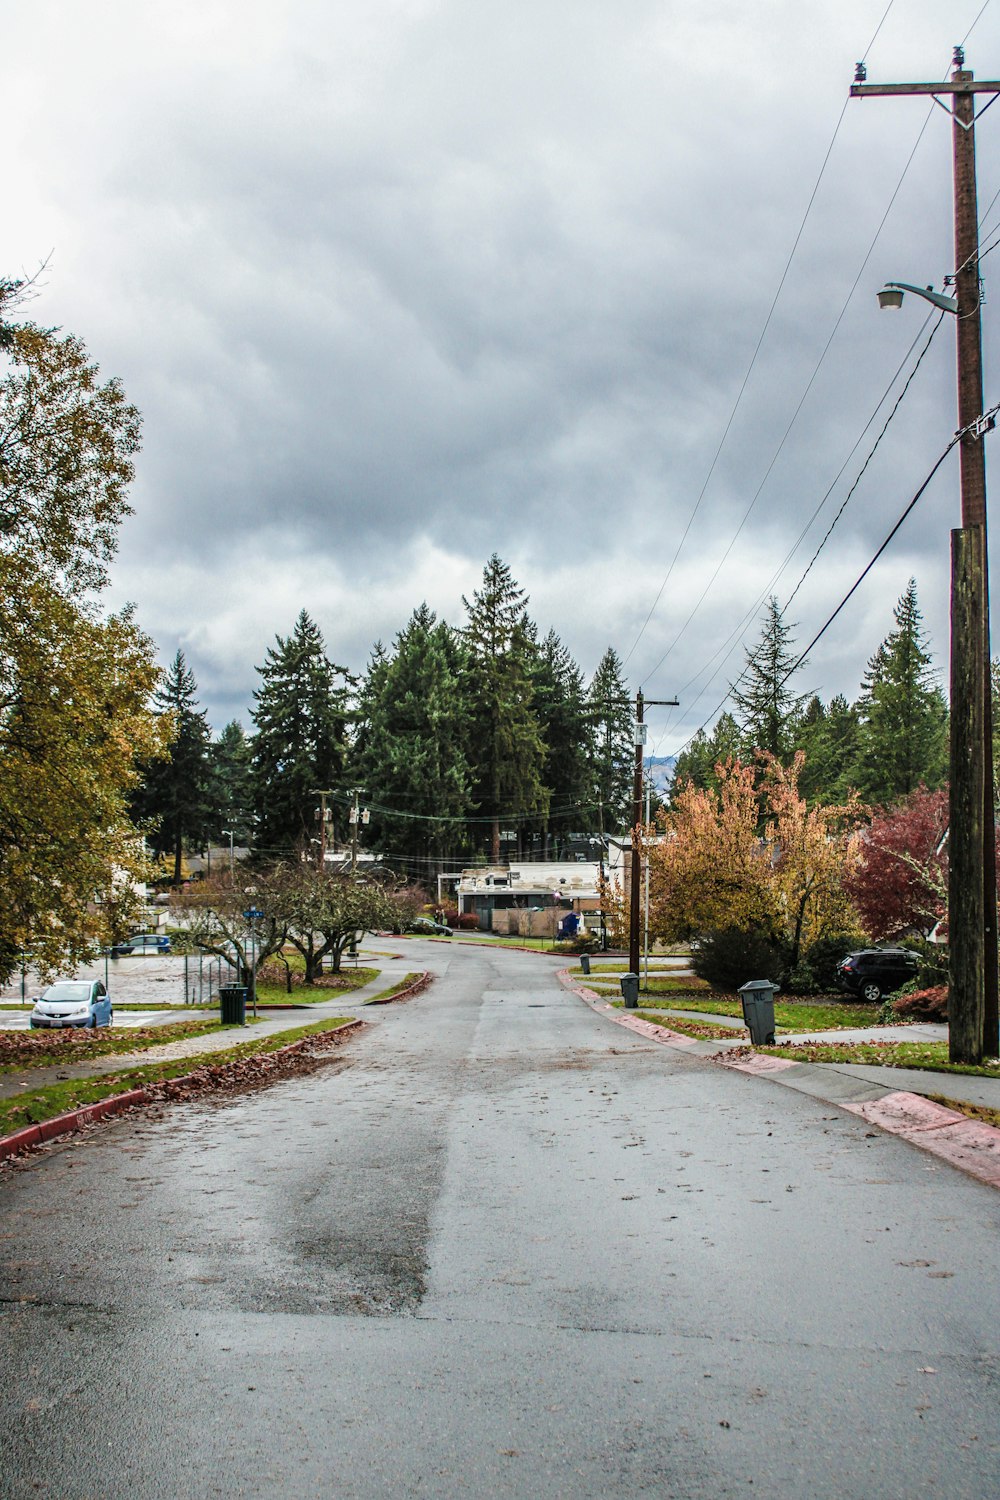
[738,979,776,1045]
[620,972,640,1009]
[219,985,247,1027]
[580,953,591,976]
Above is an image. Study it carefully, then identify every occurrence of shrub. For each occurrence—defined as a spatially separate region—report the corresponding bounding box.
[782,933,860,995]
[690,926,785,992]
[456,913,480,930]
[552,933,598,955]
[890,985,948,1021]
[899,937,948,989]
[442,907,460,927]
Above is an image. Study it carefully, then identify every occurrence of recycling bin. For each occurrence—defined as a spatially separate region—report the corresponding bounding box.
[620,972,640,1009]
[580,953,591,975]
[738,979,776,1045]
[219,985,248,1027]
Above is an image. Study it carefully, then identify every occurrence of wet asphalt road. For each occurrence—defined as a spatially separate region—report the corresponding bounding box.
[1,942,999,1499]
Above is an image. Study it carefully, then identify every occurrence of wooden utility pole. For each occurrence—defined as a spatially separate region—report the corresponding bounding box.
[311,789,334,871]
[852,49,999,1062]
[628,691,678,976]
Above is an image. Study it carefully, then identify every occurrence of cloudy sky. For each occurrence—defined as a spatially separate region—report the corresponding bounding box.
[5,0,1000,754]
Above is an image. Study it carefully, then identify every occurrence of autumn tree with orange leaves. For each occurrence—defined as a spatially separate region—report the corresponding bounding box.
[647,754,864,973]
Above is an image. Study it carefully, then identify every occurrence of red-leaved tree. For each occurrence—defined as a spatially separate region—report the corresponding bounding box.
[844,786,948,941]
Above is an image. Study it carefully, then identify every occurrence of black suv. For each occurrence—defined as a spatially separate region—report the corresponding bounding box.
[835,947,918,1003]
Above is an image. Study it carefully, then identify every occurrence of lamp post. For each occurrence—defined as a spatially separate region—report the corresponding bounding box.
[222,828,235,876]
[876,272,995,1063]
[857,47,999,1062]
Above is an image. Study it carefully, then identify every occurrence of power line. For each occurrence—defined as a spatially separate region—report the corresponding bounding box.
[619,3,902,675]
[645,307,946,752]
[780,411,998,687]
[660,410,993,767]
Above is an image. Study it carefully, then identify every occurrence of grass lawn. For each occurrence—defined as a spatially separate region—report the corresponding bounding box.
[580,973,705,993]
[930,1095,1000,1130]
[570,964,695,979]
[425,932,563,951]
[364,972,424,1004]
[634,1010,740,1041]
[254,967,378,1005]
[602,992,883,1031]
[761,1037,1000,1079]
[0,1015,354,1138]
[0,1015,246,1074]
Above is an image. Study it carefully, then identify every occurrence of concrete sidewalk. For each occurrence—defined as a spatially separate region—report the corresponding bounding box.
[0,965,412,1102]
[584,992,998,1112]
[562,970,1000,1189]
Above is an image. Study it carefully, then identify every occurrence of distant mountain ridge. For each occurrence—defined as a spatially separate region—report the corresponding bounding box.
[645,755,676,796]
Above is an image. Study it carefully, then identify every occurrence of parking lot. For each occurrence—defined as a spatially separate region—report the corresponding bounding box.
[0,952,226,1026]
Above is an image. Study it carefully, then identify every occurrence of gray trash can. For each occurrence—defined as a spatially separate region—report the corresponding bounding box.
[620,972,640,1009]
[738,979,776,1045]
[219,985,247,1027]
[580,953,591,975]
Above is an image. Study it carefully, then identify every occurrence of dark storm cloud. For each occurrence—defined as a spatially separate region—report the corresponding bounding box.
[3,0,996,740]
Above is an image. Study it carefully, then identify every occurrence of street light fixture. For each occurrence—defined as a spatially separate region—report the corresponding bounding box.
[877,281,959,315]
[876,261,995,1063]
[856,48,1000,1063]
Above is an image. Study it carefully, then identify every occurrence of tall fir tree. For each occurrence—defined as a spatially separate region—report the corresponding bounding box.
[356,604,473,873]
[461,555,548,860]
[528,628,594,854]
[854,580,947,805]
[730,597,806,759]
[796,693,863,803]
[587,647,633,831]
[208,720,253,845]
[670,711,742,798]
[250,610,351,853]
[134,650,213,883]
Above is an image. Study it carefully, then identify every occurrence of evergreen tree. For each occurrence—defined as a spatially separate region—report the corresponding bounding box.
[730,597,806,759]
[797,694,863,803]
[351,640,391,771]
[671,711,741,798]
[356,604,473,874]
[461,555,547,861]
[208,720,253,844]
[854,580,947,804]
[587,647,633,832]
[529,628,594,854]
[134,650,213,883]
[250,611,351,853]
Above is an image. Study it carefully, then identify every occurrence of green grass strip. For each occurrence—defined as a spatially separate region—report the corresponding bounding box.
[364,972,424,1004]
[603,994,882,1030]
[0,1015,242,1076]
[0,1016,355,1137]
[759,1038,1000,1078]
[633,1010,739,1041]
[254,967,378,1004]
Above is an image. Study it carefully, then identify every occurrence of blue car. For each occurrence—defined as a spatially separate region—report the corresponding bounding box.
[30,980,113,1029]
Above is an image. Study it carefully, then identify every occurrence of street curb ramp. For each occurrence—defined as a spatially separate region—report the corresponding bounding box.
[0,1018,366,1164]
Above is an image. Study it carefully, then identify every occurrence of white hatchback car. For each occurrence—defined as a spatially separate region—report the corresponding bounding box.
[30,980,113,1029]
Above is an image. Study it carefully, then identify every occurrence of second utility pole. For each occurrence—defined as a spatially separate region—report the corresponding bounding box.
[629,690,678,976]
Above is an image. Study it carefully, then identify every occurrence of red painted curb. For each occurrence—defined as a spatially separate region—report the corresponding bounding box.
[556,965,1000,1192]
[840,1091,1000,1189]
[0,1020,365,1164]
[0,1087,151,1162]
